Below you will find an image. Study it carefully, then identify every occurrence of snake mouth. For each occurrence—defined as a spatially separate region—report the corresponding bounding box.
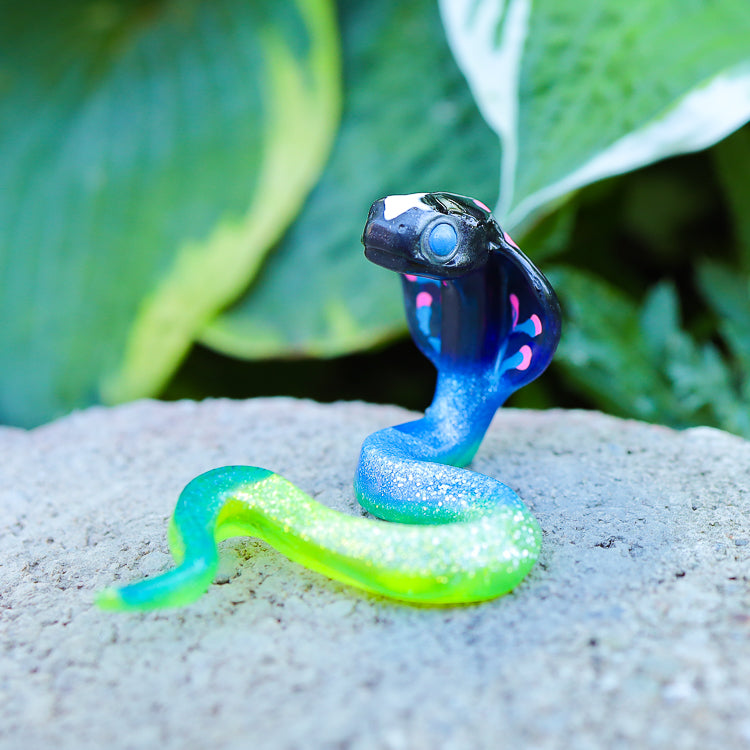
[363,243,414,274]
[363,233,446,278]
[361,199,422,274]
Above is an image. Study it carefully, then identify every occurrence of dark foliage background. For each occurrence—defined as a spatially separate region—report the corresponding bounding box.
[2,0,749,434]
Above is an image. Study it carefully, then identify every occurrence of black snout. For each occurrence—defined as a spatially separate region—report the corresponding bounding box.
[361,198,425,274]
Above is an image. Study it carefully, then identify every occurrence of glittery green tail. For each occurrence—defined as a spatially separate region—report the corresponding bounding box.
[96,465,541,611]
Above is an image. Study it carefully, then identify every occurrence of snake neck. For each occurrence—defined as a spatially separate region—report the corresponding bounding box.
[355,367,516,523]
[394,368,505,468]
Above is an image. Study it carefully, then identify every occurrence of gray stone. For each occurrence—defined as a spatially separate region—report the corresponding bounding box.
[1,398,750,750]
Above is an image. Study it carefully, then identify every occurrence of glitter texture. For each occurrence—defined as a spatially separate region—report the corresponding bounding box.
[98,193,561,611]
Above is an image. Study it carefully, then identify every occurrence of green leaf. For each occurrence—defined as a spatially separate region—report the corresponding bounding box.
[696,261,750,434]
[549,267,743,432]
[202,0,501,358]
[440,0,750,230]
[549,267,669,421]
[697,260,750,373]
[0,0,340,426]
[639,281,681,359]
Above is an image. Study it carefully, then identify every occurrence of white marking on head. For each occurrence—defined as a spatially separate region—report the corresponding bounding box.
[382,193,428,221]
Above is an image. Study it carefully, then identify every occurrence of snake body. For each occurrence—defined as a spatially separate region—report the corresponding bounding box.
[97,192,560,611]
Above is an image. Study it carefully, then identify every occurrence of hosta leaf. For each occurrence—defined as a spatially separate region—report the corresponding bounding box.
[440,0,750,230]
[0,0,340,426]
[201,0,501,358]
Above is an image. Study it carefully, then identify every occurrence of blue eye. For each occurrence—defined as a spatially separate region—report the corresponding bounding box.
[427,222,458,257]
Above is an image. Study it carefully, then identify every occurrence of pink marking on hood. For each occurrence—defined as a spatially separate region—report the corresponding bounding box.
[503,231,520,250]
[530,314,542,336]
[509,293,520,328]
[416,291,433,308]
[516,345,533,371]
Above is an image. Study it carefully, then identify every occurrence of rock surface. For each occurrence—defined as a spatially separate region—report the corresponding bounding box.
[1,398,750,750]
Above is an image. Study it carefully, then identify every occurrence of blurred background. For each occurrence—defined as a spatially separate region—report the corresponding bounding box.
[2,0,750,434]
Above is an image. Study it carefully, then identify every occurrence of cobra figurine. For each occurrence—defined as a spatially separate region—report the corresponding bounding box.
[97,192,561,610]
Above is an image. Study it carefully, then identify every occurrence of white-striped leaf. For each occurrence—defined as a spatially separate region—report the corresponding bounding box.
[0,0,340,426]
[440,0,750,230]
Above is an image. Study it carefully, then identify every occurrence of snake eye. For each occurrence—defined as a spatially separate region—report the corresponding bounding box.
[426,222,458,259]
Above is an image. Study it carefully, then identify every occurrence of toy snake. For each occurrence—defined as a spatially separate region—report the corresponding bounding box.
[98,192,560,610]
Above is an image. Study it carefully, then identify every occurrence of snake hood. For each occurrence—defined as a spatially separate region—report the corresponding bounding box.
[363,191,561,388]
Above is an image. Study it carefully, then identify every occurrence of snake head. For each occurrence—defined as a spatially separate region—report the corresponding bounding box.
[362,191,561,389]
[362,192,498,279]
